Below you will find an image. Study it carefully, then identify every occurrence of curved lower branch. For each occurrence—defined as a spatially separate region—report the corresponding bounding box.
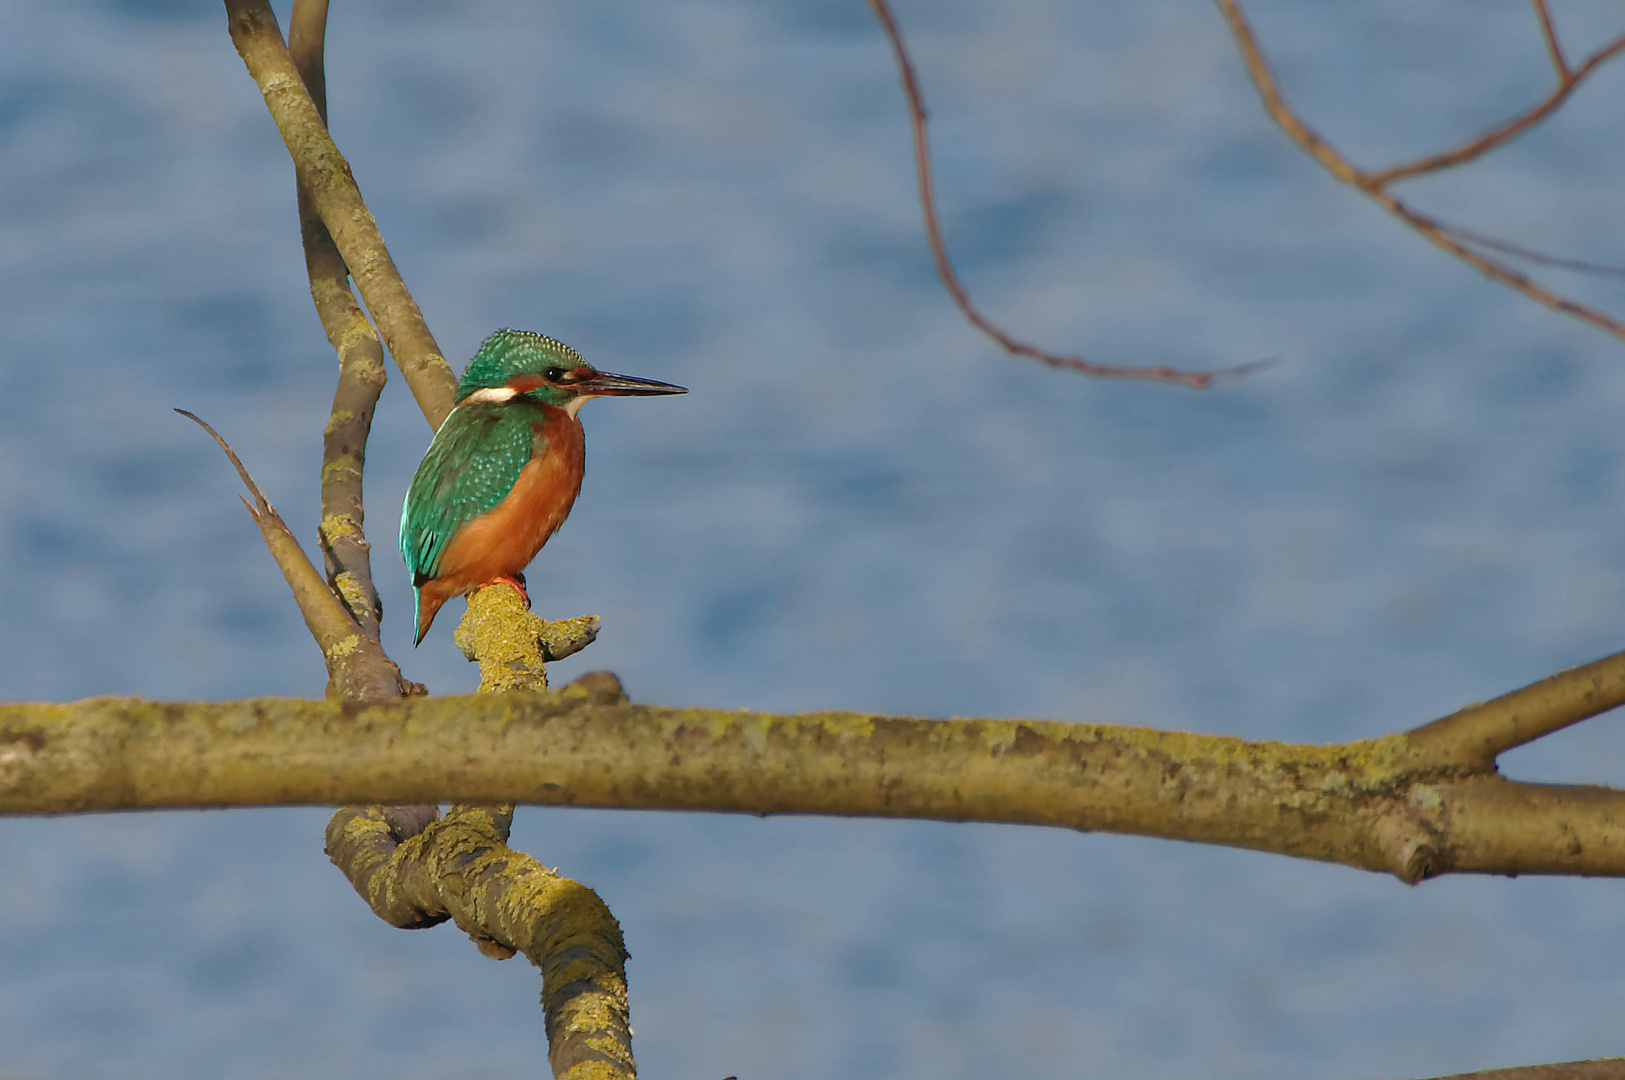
[326,804,633,1080]
[7,671,1624,882]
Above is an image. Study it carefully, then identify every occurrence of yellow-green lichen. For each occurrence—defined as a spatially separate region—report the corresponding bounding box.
[321,455,362,484]
[455,586,554,694]
[336,321,380,354]
[332,571,372,616]
[319,513,362,541]
[308,277,345,304]
[559,1062,633,1080]
[1408,783,1443,810]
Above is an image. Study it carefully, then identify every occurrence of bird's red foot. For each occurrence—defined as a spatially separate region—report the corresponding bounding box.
[487,573,530,608]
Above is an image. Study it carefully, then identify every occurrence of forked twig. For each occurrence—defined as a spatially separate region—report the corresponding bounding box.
[1368,26,1625,185]
[1531,0,1569,78]
[867,0,1266,390]
[1213,0,1625,345]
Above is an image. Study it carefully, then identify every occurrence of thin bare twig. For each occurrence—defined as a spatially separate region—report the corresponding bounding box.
[1368,26,1625,186]
[175,410,405,701]
[1440,222,1625,281]
[1531,0,1570,80]
[867,0,1264,390]
[1213,0,1625,346]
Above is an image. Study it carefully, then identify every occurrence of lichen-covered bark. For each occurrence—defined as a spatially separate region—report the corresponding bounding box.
[7,670,1625,882]
[452,583,601,693]
[326,804,635,1080]
[324,663,633,1077]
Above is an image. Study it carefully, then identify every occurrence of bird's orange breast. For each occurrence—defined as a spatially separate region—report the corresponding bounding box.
[429,408,586,596]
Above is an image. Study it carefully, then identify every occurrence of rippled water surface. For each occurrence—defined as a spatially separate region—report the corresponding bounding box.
[2,1,1624,1077]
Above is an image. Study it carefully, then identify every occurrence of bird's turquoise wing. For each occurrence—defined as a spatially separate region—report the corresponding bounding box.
[400,405,536,584]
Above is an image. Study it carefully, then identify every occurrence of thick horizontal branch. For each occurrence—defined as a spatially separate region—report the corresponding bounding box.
[5,672,1624,882]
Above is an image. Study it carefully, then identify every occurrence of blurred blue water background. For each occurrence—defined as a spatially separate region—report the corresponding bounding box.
[2,0,1624,1077]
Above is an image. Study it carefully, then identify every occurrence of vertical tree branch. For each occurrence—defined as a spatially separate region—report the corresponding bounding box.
[224,0,458,429]
[288,0,389,640]
[1531,0,1569,79]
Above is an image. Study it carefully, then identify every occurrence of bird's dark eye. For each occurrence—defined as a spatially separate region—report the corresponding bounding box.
[543,366,566,382]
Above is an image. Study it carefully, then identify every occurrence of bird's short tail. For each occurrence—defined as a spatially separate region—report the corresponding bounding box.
[412,586,448,646]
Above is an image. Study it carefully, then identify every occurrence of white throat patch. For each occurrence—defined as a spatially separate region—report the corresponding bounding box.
[461,386,520,405]
[565,394,594,419]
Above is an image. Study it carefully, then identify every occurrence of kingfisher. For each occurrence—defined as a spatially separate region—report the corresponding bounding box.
[400,328,686,644]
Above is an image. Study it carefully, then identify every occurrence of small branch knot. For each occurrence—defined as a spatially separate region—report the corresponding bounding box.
[1371,791,1453,884]
[564,671,631,708]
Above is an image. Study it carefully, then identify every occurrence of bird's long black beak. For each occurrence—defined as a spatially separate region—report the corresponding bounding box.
[580,371,687,396]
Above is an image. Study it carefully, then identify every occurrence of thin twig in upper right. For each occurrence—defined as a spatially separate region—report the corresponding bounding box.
[1213,0,1625,347]
[867,0,1266,390]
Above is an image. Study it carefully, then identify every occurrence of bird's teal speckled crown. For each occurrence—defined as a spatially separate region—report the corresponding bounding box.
[455,328,588,400]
